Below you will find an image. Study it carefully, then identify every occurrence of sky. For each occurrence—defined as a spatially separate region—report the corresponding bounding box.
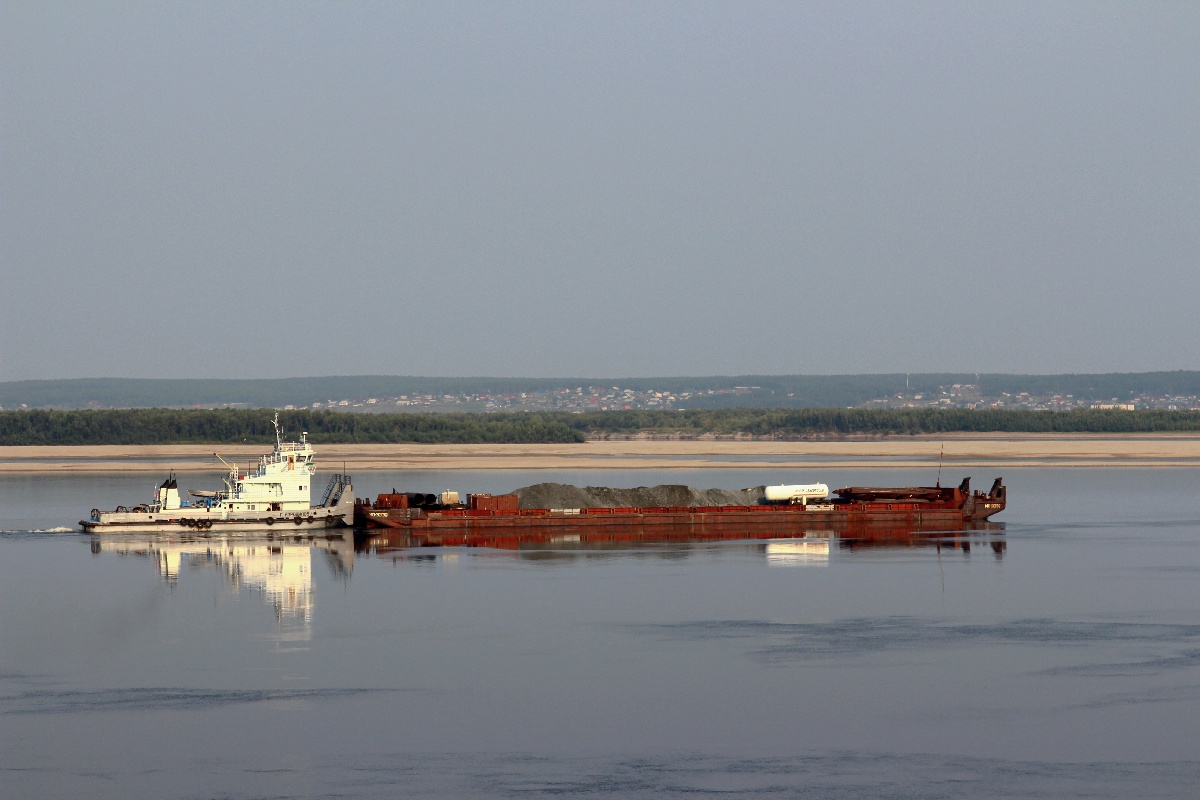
[2,2,1197,381]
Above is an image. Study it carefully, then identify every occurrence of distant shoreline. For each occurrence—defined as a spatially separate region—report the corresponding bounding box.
[2,433,1198,473]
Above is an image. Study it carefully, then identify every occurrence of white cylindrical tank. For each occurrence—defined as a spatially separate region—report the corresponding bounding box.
[764,483,829,503]
[441,491,461,505]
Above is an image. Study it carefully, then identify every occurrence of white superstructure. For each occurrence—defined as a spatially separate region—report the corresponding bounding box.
[82,414,354,534]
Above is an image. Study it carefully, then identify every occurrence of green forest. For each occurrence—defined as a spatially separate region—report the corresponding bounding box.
[2,408,1198,445]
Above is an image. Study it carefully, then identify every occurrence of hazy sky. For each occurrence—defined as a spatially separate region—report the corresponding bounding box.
[3,2,1197,381]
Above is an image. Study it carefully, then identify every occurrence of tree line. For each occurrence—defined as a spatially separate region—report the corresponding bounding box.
[1,408,1198,445]
[0,409,586,445]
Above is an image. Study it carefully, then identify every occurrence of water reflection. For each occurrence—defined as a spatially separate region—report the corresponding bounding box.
[355,521,1005,564]
[837,529,1007,558]
[765,539,830,566]
[89,533,354,634]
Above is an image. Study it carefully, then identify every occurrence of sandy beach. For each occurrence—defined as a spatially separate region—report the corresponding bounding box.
[2,433,1198,473]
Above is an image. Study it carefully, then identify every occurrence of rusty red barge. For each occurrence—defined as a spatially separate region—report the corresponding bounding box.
[353,477,1006,549]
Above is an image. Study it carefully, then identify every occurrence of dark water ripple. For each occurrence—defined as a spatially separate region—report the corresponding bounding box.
[194,751,1199,799]
[1041,647,1200,677]
[1070,682,1198,710]
[633,617,1200,661]
[1010,519,1200,532]
[2,686,400,715]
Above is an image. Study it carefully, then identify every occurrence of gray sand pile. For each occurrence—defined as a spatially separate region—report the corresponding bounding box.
[514,482,765,509]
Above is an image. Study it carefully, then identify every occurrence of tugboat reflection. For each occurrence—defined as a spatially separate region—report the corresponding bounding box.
[355,521,1005,564]
[765,539,831,566]
[90,533,353,635]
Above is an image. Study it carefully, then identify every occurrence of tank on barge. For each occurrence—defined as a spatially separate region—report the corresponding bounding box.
[352,477,1006,548]
[81,414,354,534]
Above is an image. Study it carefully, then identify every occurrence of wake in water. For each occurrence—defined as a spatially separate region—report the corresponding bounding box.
[0,526,77,534]
[4,687,404,715]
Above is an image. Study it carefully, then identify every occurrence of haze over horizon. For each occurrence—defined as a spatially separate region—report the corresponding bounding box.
[3,3,1197,382]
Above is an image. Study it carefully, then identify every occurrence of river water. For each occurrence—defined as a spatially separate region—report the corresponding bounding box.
[1,468,1197,798]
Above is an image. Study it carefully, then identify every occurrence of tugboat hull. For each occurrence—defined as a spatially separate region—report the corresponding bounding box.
[80,507,352,535]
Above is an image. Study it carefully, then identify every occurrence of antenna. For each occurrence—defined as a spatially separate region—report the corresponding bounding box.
[936,444,944,487]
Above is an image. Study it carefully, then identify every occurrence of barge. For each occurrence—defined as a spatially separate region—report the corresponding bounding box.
[353,476,1006,549]
[81,414,354,534]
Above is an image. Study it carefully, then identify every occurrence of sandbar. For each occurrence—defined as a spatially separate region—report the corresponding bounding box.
[1,433,1198,473]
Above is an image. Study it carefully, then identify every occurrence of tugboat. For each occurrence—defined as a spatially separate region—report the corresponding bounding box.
[81,414,354,534]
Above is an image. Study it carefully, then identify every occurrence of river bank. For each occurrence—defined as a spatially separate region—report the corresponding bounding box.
[2,433,1198,473]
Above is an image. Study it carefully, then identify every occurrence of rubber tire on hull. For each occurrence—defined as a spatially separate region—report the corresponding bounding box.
[265,517,274,526]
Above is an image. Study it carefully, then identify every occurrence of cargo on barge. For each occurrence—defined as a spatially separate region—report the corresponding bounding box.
[352,477,1006,548]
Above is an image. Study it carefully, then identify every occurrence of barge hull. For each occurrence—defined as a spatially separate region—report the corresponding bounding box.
[354,476,1006,548]
[359,518,1003,553]
[356,505,1003,548]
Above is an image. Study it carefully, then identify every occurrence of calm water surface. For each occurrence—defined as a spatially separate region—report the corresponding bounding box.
[1,468,1197,798]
